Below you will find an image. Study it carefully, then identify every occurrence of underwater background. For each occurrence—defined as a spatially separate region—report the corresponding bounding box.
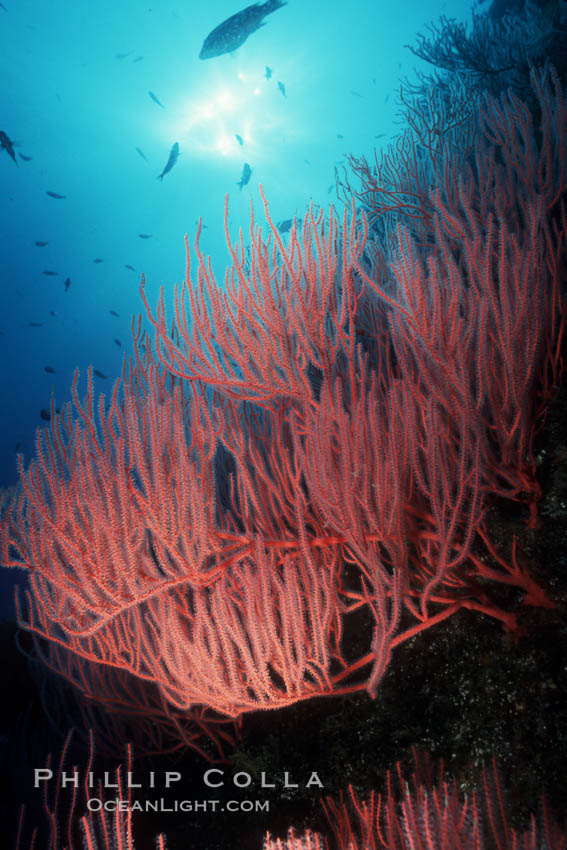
[1,1,567,849]
[0,0,457,621]
[1,0,454,495]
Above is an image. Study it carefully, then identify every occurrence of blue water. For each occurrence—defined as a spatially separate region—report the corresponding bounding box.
[0,0,468,618]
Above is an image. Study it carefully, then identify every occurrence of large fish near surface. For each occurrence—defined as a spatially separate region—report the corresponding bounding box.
[199,0,287,60]
[158,142,179,181]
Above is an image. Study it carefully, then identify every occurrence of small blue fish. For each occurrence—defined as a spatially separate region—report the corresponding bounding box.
[1,130,17,163]
[157,142,179,181]
[237,162,252,190]
[277,81,286,97]
[149,90,165,108]
[281,217,302,233]
[136,147,148,161]
[138,233,152,239]
[235,134,243,146]
[265,65,272,79]
[46,191,66,199]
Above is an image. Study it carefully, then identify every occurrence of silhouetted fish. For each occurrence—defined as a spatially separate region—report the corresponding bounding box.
[0,130,17,163]
[337,133,344,139]
[93,369,108,379]
[199,1,286,59]
[136,147,148,161]
[265,65,272,79]
[40,409,51,422]
[44,365,56,374]
[114,338,122,347]
[19,153,33,161]
[28,322,43,327]
[149,91,165,108]
[133,56,144,62]
[280,217,303,233]
[43,270,58,276]
[238,162,252,190]
[277,81,286,97]
[124,264,136,271]
[138,233,152,239]
[115,51,133,59]
[64,277,71,291]
[93,258,104,263]
[46,191,66,199]
[235,134,243,146]
[109,310,119,316]
[157,142,179,181]
[35,241,48,246]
